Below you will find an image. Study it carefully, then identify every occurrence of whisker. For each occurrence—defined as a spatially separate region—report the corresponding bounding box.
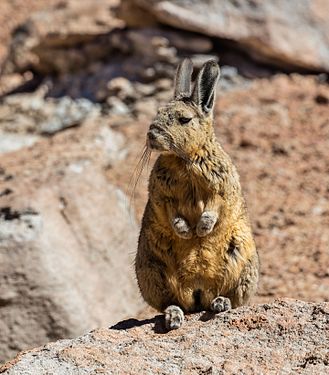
[127,144,152,218]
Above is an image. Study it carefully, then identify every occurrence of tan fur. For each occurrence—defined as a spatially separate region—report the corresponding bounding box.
[135,60,259,315]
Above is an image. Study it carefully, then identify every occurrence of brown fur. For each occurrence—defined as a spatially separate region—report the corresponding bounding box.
[135,59,259,319]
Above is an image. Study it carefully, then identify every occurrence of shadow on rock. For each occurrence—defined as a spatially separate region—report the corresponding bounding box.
[111,315,170,334]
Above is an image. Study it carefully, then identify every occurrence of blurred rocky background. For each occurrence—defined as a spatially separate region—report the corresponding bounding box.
[0,0,328,369]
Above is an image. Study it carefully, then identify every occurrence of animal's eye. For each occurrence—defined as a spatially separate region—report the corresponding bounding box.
[179,117,192,125]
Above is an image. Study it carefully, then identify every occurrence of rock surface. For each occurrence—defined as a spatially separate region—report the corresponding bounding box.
[0,112,143,362]
[2,0,124,75]
[0,92,100,154]
[0,0,62,65]
[2,21,213,100]
[130,0,329,71]
[1,299,329,374]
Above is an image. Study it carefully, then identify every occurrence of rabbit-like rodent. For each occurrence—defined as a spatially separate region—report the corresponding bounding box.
[135,58,259,330]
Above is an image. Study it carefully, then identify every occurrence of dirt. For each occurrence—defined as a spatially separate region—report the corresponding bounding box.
[109,73,329,311]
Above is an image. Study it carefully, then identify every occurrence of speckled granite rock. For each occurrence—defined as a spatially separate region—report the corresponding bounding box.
[1,299,328,374]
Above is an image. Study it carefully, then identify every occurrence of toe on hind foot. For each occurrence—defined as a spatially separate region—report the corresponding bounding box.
[164,305,184,330]
[211,296,231,313]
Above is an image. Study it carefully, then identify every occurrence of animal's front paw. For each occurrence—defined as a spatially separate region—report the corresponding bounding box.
[211,296,231,313]
[196,211,218,237]
[172,217,192,239]
[164,305,184,330]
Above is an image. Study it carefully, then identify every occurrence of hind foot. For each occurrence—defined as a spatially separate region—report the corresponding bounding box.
[211,296,231,313]
[164,305,184,330]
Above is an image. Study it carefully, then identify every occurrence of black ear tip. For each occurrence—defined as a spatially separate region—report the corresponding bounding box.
[204,60,220,75]
[207,59,219,66]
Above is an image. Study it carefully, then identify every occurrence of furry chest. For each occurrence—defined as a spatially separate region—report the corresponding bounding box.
[171,242,223,282]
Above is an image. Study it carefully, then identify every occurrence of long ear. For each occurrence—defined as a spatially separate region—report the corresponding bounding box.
[174,58,193,99]
[191,60,220,114]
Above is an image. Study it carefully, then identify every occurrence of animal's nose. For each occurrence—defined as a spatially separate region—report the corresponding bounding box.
[147,130,157,140]
[148,124,162,140]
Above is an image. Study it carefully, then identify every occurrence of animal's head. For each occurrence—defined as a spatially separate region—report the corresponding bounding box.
[147,58,220,159]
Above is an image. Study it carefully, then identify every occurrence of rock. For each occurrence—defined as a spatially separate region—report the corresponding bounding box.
[0,0,66,66]
[117,0,157,28]
[0,165,144,363]
[218,65,250,91]
[94,126,127,166]
[0,93,100,139]
[130,0,329,72]
[0,100,144,362]
[125,28,212,55]
[2,0,124,74]
[154,78,171,92]
[39,97,99,135]
[104,76,173,117]
[3,7,213,98]
[6,31,156,100]
[0,133,39,154]
[106,97,131,116]
[134,98,159,119]
[104,77,137,115]
[1,299,329,374]
[107,77,136,102]
[134,82,156,97]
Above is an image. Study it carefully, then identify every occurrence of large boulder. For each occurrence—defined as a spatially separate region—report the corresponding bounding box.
[0,113,144,362]
[129,0,329,72]
[1,0,124,74]
[1,299,329,374]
